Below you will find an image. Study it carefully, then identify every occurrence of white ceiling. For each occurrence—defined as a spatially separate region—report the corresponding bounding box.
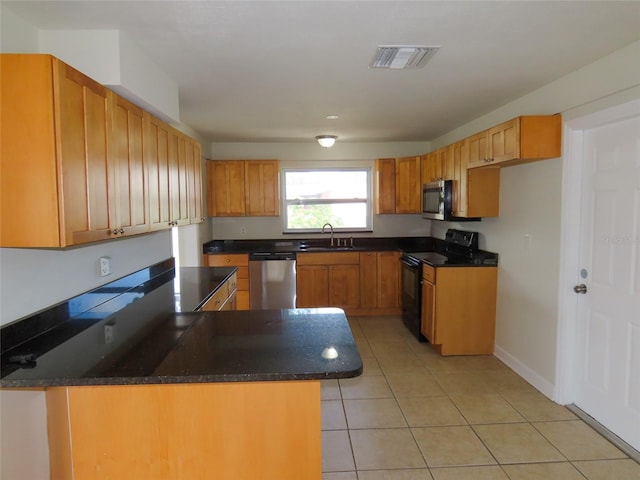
[5,1,640,143]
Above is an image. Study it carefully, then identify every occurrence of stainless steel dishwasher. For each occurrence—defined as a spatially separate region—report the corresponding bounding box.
[249,252,297,309]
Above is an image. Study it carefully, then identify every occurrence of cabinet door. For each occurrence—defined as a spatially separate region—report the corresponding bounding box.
[440,147,453,181]
[207,160,246,216]
[1,55,62,247]
[467,168,500,218]
[111,93,148,237]
[488,118,519,164]
[395,156,421,214]
[465,130,489,169]
[450,140,467,217]
[375,158,396,214]
[186,140,204,224]
[359,252,378,308]
[420,153,432,185]
[245,160,280,216]
[146,115,172,231]
[420,279,436,343]
[377,251,400,308]
[173,135,190,226]
[57,60,114,245]
[328,265,360,308]
[296,265,328,307]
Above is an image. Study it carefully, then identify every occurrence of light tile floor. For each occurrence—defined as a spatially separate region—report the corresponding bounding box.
[322,315,640,480]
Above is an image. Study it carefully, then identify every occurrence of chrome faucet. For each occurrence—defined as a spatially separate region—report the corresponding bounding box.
[321,223,334,247]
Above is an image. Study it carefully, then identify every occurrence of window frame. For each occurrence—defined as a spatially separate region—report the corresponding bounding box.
[281,167,373,234]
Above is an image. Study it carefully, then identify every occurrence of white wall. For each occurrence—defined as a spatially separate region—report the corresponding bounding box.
[0,232,172,324]
[0,6,39,52]
[38,29,180,123]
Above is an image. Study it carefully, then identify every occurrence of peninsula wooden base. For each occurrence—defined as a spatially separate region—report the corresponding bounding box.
[46,381,321,480]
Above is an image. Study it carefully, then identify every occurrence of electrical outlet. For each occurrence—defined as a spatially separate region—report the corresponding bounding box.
[99,256,111,276]
[240,227,247,236]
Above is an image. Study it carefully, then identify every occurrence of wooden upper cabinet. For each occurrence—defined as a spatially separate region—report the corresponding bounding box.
[186,141,204,224]
[1,54,203,247]
[467,115,561,169]
[0,54,112,247]
[58,60,114,246]
[245,160,280,216]
[395,156,421,214]
[375,156,420,214]
[173,135,191,226]
[449,140,500,219]
[207,160,246,216]
[110,93,148,237]
[375,158,396,214]
[421,148,451,185]
[145,114,173,231]
[450,140,467,217]
[207,159,280,217]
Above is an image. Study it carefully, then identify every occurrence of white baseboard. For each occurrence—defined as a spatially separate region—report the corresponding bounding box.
[494,344,556,400]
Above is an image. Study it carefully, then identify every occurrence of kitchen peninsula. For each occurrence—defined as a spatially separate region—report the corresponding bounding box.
[0,259,362,480]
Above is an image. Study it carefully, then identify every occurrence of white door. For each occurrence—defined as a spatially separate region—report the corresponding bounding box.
[574,107,640,451]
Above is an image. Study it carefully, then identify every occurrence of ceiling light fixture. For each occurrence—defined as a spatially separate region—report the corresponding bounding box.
[316,135,337,148]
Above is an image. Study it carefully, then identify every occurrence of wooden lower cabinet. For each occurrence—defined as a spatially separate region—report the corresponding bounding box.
[46,381,321,480]
[199,272,237,311]
[359,251,401,312]
[328,264,360,308]
[296,265,329,307]
[421,265,498,355]
[296,252,360,310]
[204,254,249,309]
[298,251,400,315]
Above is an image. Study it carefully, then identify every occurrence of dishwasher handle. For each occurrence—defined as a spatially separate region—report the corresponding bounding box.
[249,252,297,261]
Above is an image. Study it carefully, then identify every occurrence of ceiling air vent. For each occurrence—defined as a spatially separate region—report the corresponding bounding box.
[369,45,440,69]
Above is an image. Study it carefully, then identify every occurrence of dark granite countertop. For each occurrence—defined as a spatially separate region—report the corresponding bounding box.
[203,236,434,254]
[0,259,362,388]
[204,237,498,267]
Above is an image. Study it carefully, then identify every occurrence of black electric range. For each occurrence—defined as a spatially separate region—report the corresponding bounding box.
[403,229,498,267]
[400,229,498,341]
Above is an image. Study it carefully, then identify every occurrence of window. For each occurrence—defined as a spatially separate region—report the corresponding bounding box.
[283,168,372,232]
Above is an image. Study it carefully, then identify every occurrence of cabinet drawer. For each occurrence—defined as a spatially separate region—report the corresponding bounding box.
[227,272,238,292]
[297,252,360,265]
[422,264,436,284]
[205,254,249,267]
[200,283,230,311]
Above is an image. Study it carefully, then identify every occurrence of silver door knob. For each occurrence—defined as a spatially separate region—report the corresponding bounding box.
[574,284,588,294]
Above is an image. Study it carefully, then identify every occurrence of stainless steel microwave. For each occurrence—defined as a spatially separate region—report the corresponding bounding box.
[422,180,452,220]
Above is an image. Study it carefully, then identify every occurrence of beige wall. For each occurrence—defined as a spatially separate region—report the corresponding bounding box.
[432,40,640,396]
[207,142,433,240]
